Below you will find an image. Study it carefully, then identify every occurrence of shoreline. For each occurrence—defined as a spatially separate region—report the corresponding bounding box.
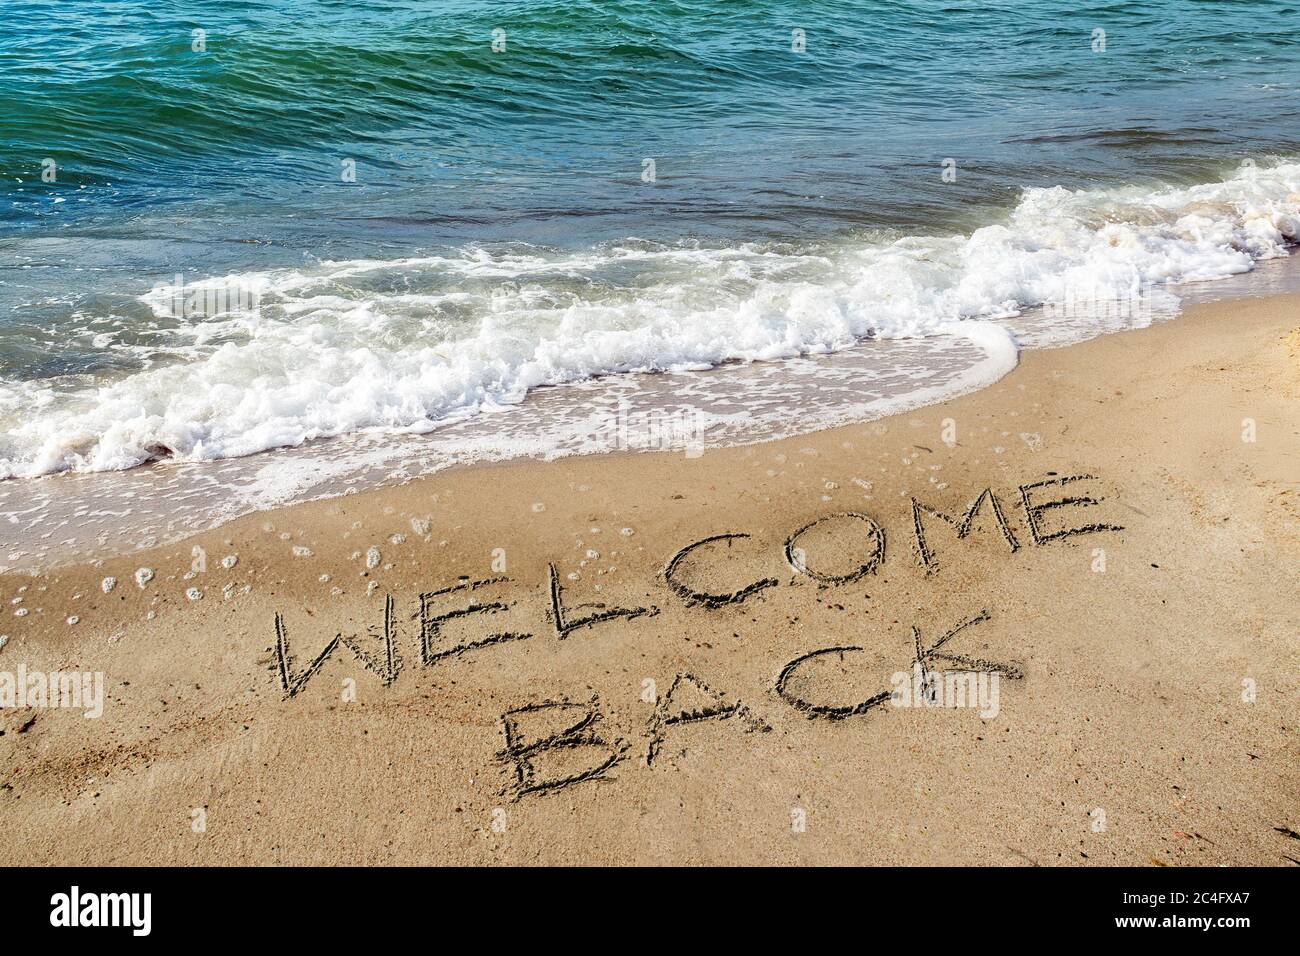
[1,290,1297,865]
[4,251,1300,574]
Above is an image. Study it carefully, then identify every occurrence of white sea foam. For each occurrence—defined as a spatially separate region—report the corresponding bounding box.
[1,162,1296,479]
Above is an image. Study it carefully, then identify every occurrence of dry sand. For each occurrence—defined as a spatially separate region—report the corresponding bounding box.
[1,293,1297,866]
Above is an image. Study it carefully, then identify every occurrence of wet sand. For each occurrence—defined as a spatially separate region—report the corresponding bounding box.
[1,292,1297,865]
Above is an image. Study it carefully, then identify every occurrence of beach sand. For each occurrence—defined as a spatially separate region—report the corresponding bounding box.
[1,293,1297,866]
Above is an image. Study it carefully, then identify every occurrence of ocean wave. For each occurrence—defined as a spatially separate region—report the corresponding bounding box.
[1,161,1297,479]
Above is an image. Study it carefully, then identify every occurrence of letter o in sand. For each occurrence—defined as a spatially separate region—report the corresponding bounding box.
[784,512,885,584]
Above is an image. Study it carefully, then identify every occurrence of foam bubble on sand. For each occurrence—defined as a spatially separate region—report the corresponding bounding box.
[134,568,154,589]
[0,162,1296,480]
[101,576,115,594]
[365,547,381,569]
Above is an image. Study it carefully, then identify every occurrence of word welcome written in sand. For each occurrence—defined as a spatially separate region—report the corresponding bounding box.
[271,473,1122,798]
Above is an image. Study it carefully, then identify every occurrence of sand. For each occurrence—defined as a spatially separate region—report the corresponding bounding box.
[1,293,1297,866]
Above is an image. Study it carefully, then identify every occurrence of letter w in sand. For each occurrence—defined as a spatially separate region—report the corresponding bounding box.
[274,612,341,698]
[274,595,403,697]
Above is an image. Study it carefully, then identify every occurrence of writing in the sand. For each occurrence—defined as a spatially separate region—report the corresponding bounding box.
[271,473,1123,799]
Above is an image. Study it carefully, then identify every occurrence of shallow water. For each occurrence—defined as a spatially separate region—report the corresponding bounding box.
[4,253,1298,573]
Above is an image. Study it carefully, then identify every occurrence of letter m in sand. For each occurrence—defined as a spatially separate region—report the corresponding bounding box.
[911,488,1020,573]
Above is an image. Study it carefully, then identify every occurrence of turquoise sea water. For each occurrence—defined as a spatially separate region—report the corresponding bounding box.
[6,1,1299,238]
[0,0,1298,481]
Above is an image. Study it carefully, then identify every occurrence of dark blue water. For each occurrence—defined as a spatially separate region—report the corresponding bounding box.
[6,1,1299,245]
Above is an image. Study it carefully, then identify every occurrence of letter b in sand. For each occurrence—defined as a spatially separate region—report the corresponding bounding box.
[499,698,623,800]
